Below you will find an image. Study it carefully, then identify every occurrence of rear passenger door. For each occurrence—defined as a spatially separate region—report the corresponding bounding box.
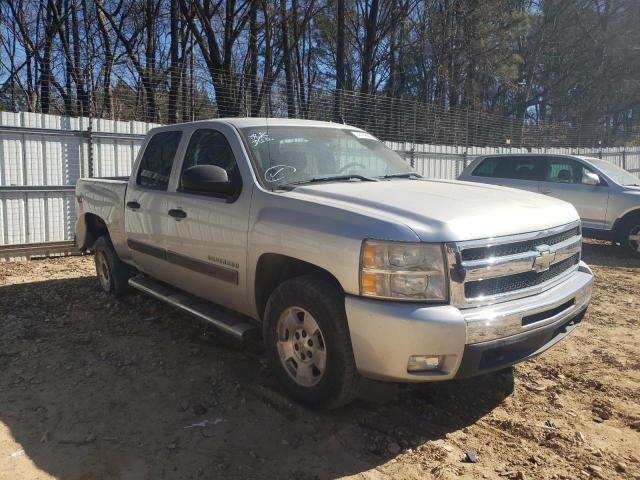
[124,130,183,283]
[538,157,610,229]
[469,156,543,193]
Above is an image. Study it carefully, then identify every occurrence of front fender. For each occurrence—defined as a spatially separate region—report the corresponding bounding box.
[246,189,420,318]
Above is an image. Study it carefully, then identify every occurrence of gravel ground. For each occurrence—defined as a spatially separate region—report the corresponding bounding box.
[0,240,639,480]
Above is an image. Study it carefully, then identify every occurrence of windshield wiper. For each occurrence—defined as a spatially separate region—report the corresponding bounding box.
[280,174,379,188]
[377,172,423,179]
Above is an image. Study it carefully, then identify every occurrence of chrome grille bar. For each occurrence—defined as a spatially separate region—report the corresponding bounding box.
[462,235,581,281]
[446,221,582,308]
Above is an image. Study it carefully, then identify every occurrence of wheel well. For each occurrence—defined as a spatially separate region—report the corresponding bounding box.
[81,213,109,250]
[254,254,343,320]
[614,209,640,241]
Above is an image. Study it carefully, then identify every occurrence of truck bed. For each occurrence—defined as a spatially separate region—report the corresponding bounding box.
[75,177,129,258]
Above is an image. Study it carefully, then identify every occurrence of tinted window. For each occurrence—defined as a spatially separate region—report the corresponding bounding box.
[545,157,598,184]
[180,129,241,192]
[136,131,182,190]
[472,156,543,181]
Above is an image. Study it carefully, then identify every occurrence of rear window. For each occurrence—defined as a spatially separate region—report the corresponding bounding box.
[473,156,543,181]
[136,131,183,190]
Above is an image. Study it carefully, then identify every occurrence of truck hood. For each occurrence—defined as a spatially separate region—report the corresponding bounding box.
[286,179,580,242]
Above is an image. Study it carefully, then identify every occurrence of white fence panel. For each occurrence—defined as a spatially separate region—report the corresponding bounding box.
[0,112,156,247]
[4,196,26,245]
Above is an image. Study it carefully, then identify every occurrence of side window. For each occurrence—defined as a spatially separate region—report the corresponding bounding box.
[546,158,595,184]
[180,129,242,193]
[473,156,542,181]
[136,131,182,190]
[472,158,499,177]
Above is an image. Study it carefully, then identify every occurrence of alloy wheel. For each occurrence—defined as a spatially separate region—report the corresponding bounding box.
[276,307,327,387]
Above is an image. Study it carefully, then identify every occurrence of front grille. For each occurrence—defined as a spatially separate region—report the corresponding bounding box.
[448,222,582,307]
[461,226,580,261]
[464,254,579,299]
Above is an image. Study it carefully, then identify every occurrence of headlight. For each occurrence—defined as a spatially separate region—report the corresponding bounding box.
[360,240,447,301]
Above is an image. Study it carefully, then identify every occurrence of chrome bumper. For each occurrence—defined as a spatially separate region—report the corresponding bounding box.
[344,262,593,382]
[464,263,593,344]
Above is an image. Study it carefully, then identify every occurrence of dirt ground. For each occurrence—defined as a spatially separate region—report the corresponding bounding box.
[0,240,638,480]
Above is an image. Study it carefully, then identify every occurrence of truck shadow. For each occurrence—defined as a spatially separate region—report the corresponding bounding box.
[581,239,640,268]
[0,275,512,480]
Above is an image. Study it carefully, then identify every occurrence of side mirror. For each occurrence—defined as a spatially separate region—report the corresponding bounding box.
[181,165,235,195]
[582,171,601,186]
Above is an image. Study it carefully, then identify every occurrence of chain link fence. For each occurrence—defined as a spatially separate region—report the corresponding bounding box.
[3,69,640,150]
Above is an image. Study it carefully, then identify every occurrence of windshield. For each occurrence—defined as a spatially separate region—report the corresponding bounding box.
[239,126,415,188]
[585,157,640,186]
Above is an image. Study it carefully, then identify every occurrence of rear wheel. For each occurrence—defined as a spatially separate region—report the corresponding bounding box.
[263,275,360,409]
[620,215,640,258]
[94,236,136,297]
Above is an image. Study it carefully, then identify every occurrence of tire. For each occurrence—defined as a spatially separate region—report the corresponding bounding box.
[619,215,640,258]
[94,236,135,297]
[263,274,361,409]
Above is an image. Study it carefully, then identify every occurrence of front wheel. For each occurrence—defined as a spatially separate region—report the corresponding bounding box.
[263,275,361,409]
[620,215,640,258]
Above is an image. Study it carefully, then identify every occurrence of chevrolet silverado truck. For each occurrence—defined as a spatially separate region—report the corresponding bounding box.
[75,118,593,408]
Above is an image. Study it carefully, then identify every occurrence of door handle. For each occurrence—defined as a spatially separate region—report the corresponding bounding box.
[126,200,141,210]
[541,188,552,194]
[168,208,187,219]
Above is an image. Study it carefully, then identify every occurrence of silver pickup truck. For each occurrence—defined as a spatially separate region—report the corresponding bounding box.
[75,118,593,408]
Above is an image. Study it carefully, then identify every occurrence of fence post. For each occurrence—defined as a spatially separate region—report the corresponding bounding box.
[461,150,468,177]
[410,101,417,169]
[622,147,627,170]
[87,62,94,179]
[464,106,471,156]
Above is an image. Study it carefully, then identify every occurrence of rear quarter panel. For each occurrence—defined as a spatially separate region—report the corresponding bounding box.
[75,178,130,260]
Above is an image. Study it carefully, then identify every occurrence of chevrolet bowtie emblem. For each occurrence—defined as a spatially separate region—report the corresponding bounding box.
[533,244,556,272]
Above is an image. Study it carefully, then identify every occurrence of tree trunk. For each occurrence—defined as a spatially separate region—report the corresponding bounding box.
[281,0,295,117]
[333,0,345,122]
[144,0,157,122]
[360,0,379,95]
[40,3,57,114]
[248,0,259,116]
[95,0,113,117]
[168,0,180,123]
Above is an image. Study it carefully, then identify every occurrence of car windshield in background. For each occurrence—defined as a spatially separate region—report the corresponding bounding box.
[239,126,416,189]
[586,157,640,186]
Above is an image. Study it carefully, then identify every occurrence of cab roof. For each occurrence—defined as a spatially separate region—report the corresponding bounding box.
[165,117,359,130]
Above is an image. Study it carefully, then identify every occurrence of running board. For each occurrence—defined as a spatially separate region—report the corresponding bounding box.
[129,275,258,340]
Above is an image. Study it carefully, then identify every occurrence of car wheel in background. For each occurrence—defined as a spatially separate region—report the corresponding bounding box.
[620,215,640,258]
[263,274,361,409]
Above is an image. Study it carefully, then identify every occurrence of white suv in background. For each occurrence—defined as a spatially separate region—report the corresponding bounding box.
[459,154,640,257]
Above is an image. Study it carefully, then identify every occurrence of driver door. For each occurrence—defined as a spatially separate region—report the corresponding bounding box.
[162,127,252,315]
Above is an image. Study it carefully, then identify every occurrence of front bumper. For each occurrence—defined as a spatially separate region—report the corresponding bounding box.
[344,261,593,382]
